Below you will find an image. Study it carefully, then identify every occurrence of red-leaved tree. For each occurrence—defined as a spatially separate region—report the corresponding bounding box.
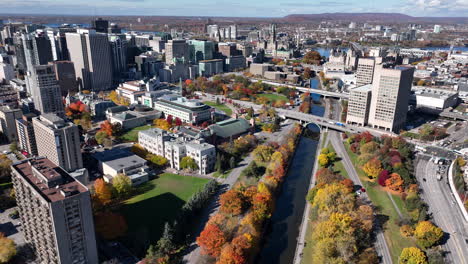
[197,224,227,257]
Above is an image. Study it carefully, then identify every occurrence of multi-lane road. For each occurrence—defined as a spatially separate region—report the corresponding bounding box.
[415,156,468,264]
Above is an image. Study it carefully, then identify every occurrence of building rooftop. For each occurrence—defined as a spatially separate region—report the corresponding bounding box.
[93,148,147,171]
[351,84,372,92]
[208,118,251,139]
[12,157,88,203]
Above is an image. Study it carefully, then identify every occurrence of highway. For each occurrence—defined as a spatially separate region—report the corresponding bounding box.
[415,156,468,264]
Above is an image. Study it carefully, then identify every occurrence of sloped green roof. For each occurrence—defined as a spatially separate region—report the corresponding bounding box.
[208,118,250,138]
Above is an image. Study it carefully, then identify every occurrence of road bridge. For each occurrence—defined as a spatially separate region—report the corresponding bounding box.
[250,79,350,99]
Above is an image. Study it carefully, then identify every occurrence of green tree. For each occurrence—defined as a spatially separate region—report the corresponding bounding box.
[9,142,17,153]
[180,157,199,171]
[253,145,275,163]
[95,131,109,145]
[112,174,132,198]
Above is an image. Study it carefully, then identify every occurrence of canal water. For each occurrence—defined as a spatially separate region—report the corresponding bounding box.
[258,82,324,264]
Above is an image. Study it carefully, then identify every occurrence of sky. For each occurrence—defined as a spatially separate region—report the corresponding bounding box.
[0,0,467,17]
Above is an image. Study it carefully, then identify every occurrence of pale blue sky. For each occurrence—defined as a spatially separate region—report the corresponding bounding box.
[0,0,467,17]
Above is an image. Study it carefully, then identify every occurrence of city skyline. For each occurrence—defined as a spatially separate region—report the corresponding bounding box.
[0,0,468,17]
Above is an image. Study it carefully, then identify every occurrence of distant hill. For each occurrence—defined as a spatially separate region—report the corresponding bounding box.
[283,13,468,24]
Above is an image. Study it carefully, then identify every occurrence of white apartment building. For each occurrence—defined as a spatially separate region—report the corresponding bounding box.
[153,94,212,124]
[139,127,216,174]
[346,84,372,126]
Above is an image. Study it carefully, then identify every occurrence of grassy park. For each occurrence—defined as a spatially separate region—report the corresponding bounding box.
[120,173,209,254]
[119,125,152,142]
[257,93,288,103]
[203,101,233,116]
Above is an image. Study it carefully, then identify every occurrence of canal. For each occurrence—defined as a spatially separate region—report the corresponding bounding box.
[258,79,324,264]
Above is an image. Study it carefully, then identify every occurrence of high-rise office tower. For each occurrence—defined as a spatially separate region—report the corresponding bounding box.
[109,35,128,82]
[368,65,414,132]
[11,157,98,264]
[28,64,64,115]
[165,40,189,65]
[46,28,72,61]
[356,58,376,87]
[32,31,54,65]
[16,113,38,156]
[92,18,109,33]
[66,29,113,91]
[33,114,83,172]
[50,61,78,96]
[189,40,214,63]
[270,24,277,43]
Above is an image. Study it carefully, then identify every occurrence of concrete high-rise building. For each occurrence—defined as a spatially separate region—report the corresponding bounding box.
[165,40,189,65]
[368,65,414,132]
[66,29,113,91]
[50,61,78,96]
[11,157,98,264]
[218,42,240,57]
[189,40,214,64]
[433,25,441,34]
[346,84,372,126]
[16,113,38,156]
[28,64,64,115]
[0,61,15,81]
[0,106,22,142]
[230,25,237,40]
[356,58,376,87]
[109,35,128,82]
[33,114,83,172]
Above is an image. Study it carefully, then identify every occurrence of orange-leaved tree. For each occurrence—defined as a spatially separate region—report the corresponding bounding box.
[384,173,404,193]
[219,189,244,216]
[94,211,127,240]
[197,224,227,258]
[94,178,112,205]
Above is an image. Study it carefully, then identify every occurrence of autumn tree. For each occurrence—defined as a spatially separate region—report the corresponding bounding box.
[315,168,343,185]
[377,170,390,187]
[312,183,355,217]
[385,173,404,193]
[100,120,114,137]
[94,212,128,240]
[175,117,182,126]
[400,225,414,237]
[0,233,16,263]
[219,189,244,216]
[318,154,330,167]
[112,174,132,198]
[360,141,379,154]
[154,119,172,131]
[197,224,227,257]
[94,178,112,205]
[414,221,443,249]
[303,51,322,65]
[399,247,427,264]
[362,158,383,179]
[146,154,168,167]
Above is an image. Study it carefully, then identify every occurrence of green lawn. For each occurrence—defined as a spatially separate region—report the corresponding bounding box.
[203,101,233,116]
[257,93,288,102]
[344,143,415,262]
[120,173,209,254]
[326,142,348,178]
[120,125,152,142]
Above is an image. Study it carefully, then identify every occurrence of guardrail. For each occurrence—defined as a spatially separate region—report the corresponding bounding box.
[448,160,468,222]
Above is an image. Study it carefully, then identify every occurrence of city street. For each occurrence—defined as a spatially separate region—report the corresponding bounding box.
[415,156,468,264]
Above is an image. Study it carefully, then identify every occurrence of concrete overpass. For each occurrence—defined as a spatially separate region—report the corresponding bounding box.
[250,79,350,99]
[439,111,468,121]
[228,97,392,137]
